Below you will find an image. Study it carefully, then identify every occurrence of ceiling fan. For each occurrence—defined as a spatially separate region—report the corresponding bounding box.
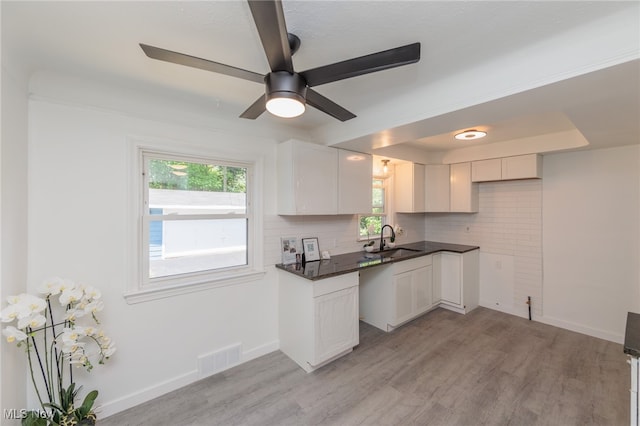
[140,0,421,121]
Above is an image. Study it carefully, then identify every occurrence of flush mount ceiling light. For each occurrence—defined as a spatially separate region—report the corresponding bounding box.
[454,129,487,140]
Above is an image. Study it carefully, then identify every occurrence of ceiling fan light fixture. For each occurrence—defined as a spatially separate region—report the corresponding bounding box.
[266,94,306,118]
[265,71,307,118]
[455,129,487,140]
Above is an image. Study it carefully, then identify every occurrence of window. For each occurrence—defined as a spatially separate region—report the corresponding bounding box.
[126,143,264,303]
[358,178,386,240]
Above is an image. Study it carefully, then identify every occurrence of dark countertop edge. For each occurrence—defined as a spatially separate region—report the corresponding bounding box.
[624,312,640,357]
[275,241,479,281]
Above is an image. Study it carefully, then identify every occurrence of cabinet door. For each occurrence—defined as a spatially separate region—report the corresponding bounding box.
[391,271,414,326]
[278,140,338,215]
[440,253,462,305]
[425,165,450,212]
[395,163,425,213]
[501,154,541,180]
[313,286,358,365]
[338,150,372,214]
[414,265,433,314]
[450,162,478,212]
[472,158,502,182]
[295,143,338,214]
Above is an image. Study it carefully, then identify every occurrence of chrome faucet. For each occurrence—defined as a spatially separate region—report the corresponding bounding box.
[379,224,396,251]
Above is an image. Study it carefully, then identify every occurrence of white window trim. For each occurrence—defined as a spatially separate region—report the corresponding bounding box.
[125,137,265,304]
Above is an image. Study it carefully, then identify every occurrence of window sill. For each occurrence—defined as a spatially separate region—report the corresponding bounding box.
[124,269,266,304]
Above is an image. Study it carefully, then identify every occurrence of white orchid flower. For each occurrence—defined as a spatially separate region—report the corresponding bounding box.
[38,277,65,296]
[82,286,102,301]
[23,294,47,314]
[60,340,86,354]
[64,308,86,322]
[0,303,30,323]
[102,342,116,358]
[84,300,104,315]
[81,326,96,336]
[59,288,83,306]
[72,325,91,336]
[3,326,28,343]
[58,327,79,343]
[17,313,46,329]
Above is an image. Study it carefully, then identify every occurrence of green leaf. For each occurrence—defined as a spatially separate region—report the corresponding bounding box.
[44,402,64,413]
[21,411,48,426]
[76,390,98,419]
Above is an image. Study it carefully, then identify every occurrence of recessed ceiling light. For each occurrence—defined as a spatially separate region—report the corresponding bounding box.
[454,129,487,140]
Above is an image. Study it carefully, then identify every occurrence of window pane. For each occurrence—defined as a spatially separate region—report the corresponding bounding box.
[372,187,384,209]
[148,160,247,215]
[149,218,247,278]
[148,160,246,193]
[359,215,384,238]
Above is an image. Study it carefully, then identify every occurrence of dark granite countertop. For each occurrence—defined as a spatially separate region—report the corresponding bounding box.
[275,240,479,281]
[624,312,640,357]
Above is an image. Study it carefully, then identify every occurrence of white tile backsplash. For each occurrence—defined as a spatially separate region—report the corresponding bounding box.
[426,179,543,317]
[264,212,426,266]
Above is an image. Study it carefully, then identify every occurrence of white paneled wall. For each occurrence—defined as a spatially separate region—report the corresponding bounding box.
[426,179,542,318]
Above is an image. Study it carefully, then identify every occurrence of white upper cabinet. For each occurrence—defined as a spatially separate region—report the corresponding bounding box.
[450,162,478,213]
[501,154,542,180]
[471,158,502,182]
[338,149,373,214]
[394,162,425,213]
[277,140,372,215]
[277,139,338,215]
[472,154,542,182]
[425,164,451,212]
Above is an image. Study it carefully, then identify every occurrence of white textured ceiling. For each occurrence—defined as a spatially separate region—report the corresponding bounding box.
[3,1,639,159]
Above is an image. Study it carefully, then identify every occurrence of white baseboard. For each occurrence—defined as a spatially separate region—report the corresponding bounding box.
[535,314,623,344]
[480,300,530,319]
[243,340,279,363]
[480,301,624,344]
[97,340,280,419]
[96,369,199,419]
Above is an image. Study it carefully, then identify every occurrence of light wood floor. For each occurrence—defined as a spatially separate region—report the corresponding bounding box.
[100,307,629,426]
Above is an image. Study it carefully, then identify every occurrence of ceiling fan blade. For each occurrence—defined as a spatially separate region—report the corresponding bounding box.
[306,89,356,122]
[300,42,421,87]
[247,0,294,73]
[140,44,264,84]
[239,95,266,119]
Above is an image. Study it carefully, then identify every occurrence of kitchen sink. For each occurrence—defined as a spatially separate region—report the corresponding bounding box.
[380,248,422,259]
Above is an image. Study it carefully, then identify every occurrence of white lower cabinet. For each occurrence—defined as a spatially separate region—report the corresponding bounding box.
[360,256,434,332]
[434,250,479,314]
[279,270,359,372]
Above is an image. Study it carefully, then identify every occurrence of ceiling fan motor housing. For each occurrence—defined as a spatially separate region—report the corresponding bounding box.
[265,71,307,104]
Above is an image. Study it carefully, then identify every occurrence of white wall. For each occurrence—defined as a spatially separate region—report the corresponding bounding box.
[542,145,640,343]
[0,47,29,423]
[27,99,283,418]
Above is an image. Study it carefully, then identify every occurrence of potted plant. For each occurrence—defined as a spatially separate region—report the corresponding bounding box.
[1,278,115,425]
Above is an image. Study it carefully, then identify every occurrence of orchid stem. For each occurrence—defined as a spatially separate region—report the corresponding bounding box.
[27,336,46,410]
[27,329,53,402]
